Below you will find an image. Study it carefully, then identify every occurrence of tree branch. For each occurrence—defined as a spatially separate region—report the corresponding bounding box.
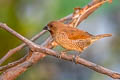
[0,22,120,79]
[0,51,45,80]
[0,0,111,65]
[0,30,46,65]
[0,0,117,80]
[0,36,52,71]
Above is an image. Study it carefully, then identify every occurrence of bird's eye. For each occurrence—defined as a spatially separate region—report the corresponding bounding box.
[49,25,53,28]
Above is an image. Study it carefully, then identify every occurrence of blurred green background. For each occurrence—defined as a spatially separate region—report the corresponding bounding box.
[0,0,120,80]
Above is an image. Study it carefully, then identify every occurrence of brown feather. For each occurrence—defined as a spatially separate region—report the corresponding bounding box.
[45,21,112,52]
[62,27,93,40]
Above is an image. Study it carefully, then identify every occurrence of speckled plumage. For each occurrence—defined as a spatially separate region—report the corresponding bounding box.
[44,21,112,52]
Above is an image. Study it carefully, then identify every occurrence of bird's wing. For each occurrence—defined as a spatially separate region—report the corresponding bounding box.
[63,27,93,40]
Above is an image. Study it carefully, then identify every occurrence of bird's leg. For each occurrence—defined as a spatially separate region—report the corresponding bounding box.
[73,51,82,64]
[58,50,69,59]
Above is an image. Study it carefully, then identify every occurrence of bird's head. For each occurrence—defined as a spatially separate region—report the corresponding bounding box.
[43,21,64,34]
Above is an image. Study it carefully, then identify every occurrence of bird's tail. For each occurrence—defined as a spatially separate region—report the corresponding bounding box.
[91,34,112,42]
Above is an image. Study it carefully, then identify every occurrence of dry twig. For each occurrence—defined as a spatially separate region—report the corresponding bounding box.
[0,30,46,65]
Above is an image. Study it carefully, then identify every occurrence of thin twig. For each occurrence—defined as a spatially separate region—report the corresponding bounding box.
[0,51,45,80]
[0,52,31,72]
[76,0,109,27]
[0,30,46,65]
[59,0,109,23]
[0,36,52,71]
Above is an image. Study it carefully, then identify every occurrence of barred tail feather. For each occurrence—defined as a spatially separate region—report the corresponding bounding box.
[91,34,112,42]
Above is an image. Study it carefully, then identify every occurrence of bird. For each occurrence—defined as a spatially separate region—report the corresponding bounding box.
[43,21,112,53]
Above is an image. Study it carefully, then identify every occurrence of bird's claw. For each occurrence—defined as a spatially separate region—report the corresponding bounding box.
[57,51,66,59]
[73,54,79,64]
[57,53,61,58]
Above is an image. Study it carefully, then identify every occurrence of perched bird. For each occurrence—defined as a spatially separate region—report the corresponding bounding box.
[43,21,112,53]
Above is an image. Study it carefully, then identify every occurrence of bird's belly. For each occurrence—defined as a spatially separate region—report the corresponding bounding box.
[55,36,88,52]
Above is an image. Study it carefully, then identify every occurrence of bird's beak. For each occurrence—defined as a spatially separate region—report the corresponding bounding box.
[43,26,48,30]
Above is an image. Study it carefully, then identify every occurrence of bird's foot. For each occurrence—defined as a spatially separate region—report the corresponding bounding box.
[57,51,66,59]
[73,54,80,64]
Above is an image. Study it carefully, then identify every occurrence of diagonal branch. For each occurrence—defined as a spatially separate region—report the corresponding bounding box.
[0,0,111,66]
[0,30,46,65]
[73,0,109,27]
[0,51,46,80]
[0,22,120,79]
[59,0,111,24]
[0,37,52,71]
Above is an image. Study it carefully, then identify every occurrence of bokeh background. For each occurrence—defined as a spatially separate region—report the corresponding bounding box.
[0,0,120,80]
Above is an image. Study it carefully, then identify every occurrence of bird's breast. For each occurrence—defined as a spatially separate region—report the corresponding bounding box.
[53,32,91,52]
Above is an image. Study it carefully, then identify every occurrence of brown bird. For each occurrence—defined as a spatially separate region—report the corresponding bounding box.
[43,21,112,53]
